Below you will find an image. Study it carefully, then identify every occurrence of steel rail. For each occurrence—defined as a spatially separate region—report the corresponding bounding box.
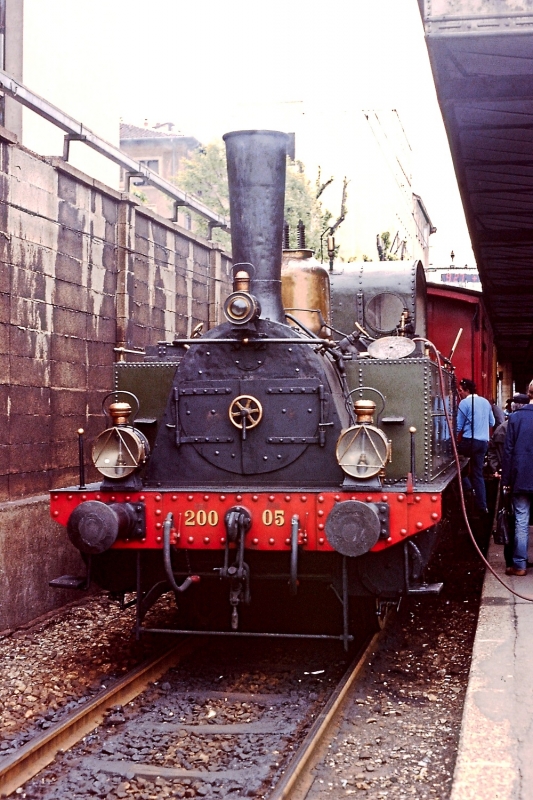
[0,70,230,232]
[0,637,199,798]
[269,632,380,800]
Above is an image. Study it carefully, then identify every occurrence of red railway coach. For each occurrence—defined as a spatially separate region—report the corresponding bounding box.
[426,283,496,401]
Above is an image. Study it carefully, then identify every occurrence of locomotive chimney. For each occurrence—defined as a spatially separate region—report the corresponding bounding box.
[223,130,289,324]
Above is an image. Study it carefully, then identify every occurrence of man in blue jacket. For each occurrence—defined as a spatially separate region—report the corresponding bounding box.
[502,380,533,576]
[457,378,495,515]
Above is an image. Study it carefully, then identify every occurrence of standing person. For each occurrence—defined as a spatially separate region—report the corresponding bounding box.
[501,381,533,576]
[487,394,528,569]
[491,399,505,429]
[457,378,495,515]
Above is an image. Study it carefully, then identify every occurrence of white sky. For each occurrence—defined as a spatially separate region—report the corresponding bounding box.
[22,0,474,268]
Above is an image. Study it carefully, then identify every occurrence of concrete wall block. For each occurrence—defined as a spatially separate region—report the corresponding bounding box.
[154,245,171,269]
[174,233,191,258]
[192,277,209,302]
[11,148,57,198]
[9,238,57,279]
[150,306,165,332]
[192,243,210,269]
[53,278,88,313]
[52,306,88,339]
[56,224,85,263]
[0,497,88,631]
[0,261,10,294]
[55,251,83,285]
[50,437,79,471]
[9,354,51,388]
[9,442,51,474]
[87,314,115,343]
[57,172,77,203]
[0,442,10,473]
[10,178,59,222]
[10,326,50,360]
[50,465,85,490]
[87,389,109,417]
[9,470,51,499]
[58,198,89,234]
[88,292,115,321]
[11,295,49,332]
[9,414,51,445]
[10,385,51,415]
[87,339,114,367]
[87,364,114,392]
[102,241,117,271]
[132,279,149,305]
[0,142,10,175]
[101,195,118,226]
[50,413,79,444]
[0,384,8,415]
[12,264,47,301]
[133,255,149,284]
[88,259,108,297]
[152,223,169,248]
[50,359,88,391]
[154,285,166,310]
[129,323,152,349]
[131,302,152,327]
[134,214,150,240]
[50,388,87,418]
[0,352,8,379]
[50,332,87,364]
[0,476,9,503]
[0,320,9,353]
[10,207,59,249]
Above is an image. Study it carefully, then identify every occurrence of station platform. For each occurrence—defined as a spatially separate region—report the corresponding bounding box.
[451,538,533,800]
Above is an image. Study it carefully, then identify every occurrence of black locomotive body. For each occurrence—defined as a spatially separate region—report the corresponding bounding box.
[50,130,457,646]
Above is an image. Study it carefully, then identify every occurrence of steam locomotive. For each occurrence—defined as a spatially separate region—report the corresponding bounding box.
[50,130,458,647]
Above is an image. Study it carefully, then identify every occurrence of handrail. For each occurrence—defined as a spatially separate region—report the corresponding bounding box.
[0,69,230,232]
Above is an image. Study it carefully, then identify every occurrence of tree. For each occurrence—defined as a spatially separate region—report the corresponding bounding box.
[174,141,332,253]
[377,231,399,261]
[173,142,231,246]
[284,161,332,253]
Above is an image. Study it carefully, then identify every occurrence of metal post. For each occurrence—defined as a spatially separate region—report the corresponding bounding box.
[77,428,86,489]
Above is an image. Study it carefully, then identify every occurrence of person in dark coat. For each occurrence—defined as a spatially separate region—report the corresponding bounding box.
[491,400,506,429]
[488,394,529,476]
[487,394,528,569]
[501,382,533,576]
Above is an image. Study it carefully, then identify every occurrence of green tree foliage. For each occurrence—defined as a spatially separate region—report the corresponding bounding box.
[284,161,332,253]
[377,231,399,261]
[173,142,231,246]
[174,141,331,253]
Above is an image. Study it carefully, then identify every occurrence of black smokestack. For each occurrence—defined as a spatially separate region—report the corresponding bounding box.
[223,130,289,324]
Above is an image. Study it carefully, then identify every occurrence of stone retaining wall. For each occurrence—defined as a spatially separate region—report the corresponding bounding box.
[0,127,232,628]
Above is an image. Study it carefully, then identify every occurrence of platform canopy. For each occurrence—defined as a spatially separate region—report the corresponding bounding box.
[420,0,533,386]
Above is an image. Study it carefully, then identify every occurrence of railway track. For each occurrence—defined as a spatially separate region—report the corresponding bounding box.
[0,629,382,799]
[0,638,199,798]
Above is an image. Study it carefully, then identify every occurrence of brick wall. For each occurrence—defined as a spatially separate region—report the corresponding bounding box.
[0,130,232,503]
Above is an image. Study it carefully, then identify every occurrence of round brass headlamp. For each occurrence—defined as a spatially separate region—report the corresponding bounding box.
[223,291,261,325]
[336,424,390,479]
[92,426,149,479]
